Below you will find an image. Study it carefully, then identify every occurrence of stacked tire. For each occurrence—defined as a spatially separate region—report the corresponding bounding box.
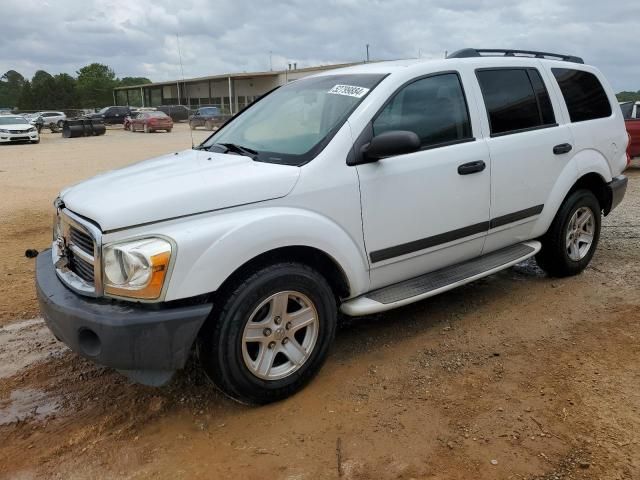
[62,119,106,138]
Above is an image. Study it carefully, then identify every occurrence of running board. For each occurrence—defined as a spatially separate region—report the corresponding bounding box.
[341,241,541,316]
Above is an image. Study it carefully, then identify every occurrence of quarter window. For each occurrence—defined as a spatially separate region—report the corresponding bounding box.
[373,73,473,148]
[552,68,612,122]
[476,68,556,136]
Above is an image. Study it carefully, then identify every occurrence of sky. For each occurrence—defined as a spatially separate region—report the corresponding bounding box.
[1,0,638,91]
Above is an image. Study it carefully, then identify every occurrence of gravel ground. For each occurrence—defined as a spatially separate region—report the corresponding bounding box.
[0,126,638,479]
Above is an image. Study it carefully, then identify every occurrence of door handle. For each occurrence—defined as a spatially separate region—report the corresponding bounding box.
[457,160,486,175]
[553,143,573,155]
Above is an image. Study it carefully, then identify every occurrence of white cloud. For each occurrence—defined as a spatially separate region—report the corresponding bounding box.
[1,0,638,90]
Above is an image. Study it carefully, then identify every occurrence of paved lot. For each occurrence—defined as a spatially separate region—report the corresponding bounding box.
[0,125,638,479]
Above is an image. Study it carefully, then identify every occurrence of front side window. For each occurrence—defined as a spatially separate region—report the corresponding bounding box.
[476,68,557,136]
[201,73,386,165]
[552,68,612,122]
[373,73,472,148]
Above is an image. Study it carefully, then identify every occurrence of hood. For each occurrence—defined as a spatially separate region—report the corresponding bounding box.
[61,149,300,231]
[0,123,33,130]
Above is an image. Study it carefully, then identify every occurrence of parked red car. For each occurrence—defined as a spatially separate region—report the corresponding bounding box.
[130,111,173,133]
[620,101,640,159]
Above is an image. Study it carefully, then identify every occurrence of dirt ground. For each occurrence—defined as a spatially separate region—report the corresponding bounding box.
[0,125,638,479]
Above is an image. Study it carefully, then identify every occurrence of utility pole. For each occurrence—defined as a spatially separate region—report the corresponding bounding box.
[366,44,370,63]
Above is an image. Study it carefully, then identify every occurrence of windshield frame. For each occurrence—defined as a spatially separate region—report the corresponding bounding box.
[198,73,389,166]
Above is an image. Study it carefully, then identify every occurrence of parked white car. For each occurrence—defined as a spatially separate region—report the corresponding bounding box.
[0,115,40,144]
[29,111,67,127]
[37,48,628,404]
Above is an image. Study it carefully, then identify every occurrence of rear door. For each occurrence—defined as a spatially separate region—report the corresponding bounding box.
[356,71,491,289]
[472,65,576,253]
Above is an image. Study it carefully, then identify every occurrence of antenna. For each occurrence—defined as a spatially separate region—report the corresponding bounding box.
[176,33,194,149]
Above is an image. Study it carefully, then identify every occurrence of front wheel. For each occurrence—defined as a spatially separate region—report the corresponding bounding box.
[199,263,337,405]
[536,189,601,277]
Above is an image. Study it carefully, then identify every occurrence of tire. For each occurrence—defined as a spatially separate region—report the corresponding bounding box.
[167,128,172,133]
[536,189,601,277]
[57,120,64,128]
[199,262,337,405]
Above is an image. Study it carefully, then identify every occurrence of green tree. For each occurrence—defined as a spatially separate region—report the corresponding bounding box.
[119,76,152,87]
[0,70,25,108]
[17,81,34,110]
[31,70,57,109]
[53,73,79,109]
[616,91,640,102]
[77,63,117,109]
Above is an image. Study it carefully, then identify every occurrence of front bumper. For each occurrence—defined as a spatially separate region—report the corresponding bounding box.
[0,131,38,142]
[606,175,628,214]
[36,250,213,383]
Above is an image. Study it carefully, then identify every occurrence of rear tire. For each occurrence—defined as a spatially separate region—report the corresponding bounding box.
[199,263,337,405]
[536,189,601,277]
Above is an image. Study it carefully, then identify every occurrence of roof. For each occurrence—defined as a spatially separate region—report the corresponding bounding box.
[114,62,363,90]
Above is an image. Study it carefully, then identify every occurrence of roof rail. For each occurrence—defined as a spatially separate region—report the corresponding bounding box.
[447,48,584,64]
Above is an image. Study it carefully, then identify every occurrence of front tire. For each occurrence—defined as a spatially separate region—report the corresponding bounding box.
[536,189,601,277]
[199,263,337,405]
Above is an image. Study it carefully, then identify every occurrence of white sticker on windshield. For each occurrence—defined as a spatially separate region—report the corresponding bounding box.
[328,84,370,98]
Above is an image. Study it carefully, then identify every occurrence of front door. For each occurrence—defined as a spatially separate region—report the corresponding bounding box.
[356,72,491,290]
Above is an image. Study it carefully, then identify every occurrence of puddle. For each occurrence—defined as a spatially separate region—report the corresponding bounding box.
[0,318,67,379]
[0,388,61,425]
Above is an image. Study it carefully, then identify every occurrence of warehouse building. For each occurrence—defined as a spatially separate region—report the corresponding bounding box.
[113,62,361,115]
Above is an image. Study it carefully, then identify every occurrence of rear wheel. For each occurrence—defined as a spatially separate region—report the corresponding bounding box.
[536,189,601,277]
[199,263,337,405]
[166,128,172,133]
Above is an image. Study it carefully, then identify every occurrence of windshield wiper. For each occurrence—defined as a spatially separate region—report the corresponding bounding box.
[212,143,258,159]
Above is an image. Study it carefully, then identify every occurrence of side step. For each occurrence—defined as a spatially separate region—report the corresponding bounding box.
[341,241,541,316]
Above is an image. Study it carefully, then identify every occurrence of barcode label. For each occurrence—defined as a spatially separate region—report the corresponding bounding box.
[328,85,370,98]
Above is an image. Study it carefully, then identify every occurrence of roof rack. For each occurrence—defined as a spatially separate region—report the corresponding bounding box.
[447,48,584,64]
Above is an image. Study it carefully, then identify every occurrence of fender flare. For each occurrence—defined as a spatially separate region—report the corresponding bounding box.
[166,207,370,301]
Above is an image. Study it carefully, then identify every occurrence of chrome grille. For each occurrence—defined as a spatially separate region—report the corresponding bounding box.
[53,207,102,297]
[68,250,94,282]
[69,226,94,256]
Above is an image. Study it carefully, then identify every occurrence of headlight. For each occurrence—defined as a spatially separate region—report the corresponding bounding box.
[103,237,173,300]
[27,127,36,133]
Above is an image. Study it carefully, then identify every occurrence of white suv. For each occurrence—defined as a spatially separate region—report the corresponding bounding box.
[36,49,628,404]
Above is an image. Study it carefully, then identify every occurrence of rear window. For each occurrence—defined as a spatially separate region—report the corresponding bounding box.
[476,68,556,136]
[148,112,169,118]
[552,69,612,122]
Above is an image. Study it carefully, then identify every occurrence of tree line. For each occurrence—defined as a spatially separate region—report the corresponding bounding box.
[0,63,151,111]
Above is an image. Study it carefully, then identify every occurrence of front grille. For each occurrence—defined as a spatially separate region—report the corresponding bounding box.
[68,250,95,282]
[69,226,94,255]
[10,129,27,134]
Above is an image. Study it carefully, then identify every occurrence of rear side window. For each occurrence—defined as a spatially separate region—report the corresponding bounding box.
[476,68,556,136]
[373,73,473,148]
[552,69,612,122]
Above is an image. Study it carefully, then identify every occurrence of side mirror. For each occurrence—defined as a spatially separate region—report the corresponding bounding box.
[362,130,421,161]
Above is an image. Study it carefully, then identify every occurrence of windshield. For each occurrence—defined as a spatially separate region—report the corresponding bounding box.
[0,116,28,125]
[98,107,110,114]
[148,111,169,118]
[620,102,633,120]
[200,73,386,165]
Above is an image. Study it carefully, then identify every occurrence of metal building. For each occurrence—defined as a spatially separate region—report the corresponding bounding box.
[113,62,360,115]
